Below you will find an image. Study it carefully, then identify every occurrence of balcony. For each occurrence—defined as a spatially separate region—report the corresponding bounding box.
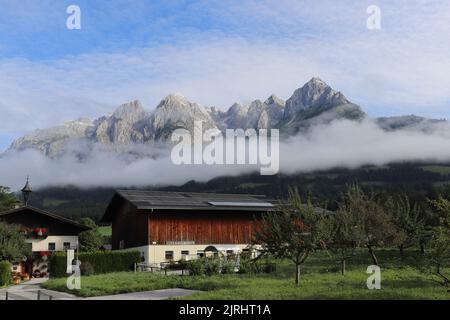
[21,227,49,239]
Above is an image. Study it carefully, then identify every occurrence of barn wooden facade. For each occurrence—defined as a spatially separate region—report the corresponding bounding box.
[101,190,275,264]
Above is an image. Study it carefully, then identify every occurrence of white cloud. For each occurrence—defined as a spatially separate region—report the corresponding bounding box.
[281,119,450,173]
[3,119,450,190]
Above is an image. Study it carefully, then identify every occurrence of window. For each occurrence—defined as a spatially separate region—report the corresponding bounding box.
[48,242,56,251]
[197,250,204,258]
[63,242,71,250]
[119,240,124,250]
[165,251,174,260]
[181,250,189,256]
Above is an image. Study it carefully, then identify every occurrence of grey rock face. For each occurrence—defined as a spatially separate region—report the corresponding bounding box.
[284,77,351,120]
[265,94,285,128]
[93,100,149,145]
[148,94,218,141]
[217,103,249,130]
[280,78,366,134]
[375,115,446,131]
[9,118,95,157]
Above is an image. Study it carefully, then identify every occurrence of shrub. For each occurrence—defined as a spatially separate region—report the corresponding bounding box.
[186,258,206,276]
[80,261,95,276]
[262,263,277,273]
[0,261,12,286]
[237,258,263,274]
[205,258,221,275]
[49,250,141,278]
[221,259,236,274]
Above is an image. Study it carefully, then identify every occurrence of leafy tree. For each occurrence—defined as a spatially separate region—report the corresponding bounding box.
[329,208,364,275]
[254,188,330,287]
[427,198,450,289]
[0,222,31,262]
[78,218,103,252]
[338,185,404,266]
[0,186,21,212]
[385,195,426,255]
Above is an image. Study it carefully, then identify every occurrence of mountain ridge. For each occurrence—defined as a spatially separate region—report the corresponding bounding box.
[6,77,443,157]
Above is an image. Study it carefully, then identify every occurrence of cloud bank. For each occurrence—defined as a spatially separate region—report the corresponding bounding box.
[2,119,450,190]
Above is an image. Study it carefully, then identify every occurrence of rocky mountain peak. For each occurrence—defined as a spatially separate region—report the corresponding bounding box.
[284,78,351,120]
[228,103,248,115]
[112,100,147,121]
[307,77,327,86]
[265,94,285,108]
[149,94,217,140]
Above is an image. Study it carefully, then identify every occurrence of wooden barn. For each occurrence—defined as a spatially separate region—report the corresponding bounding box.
[101,190,275,264]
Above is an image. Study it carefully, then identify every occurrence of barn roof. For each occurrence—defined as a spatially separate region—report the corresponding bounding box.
[102,190,276,222]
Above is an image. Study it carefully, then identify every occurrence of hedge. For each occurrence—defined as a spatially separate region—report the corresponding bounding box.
[0,261,12,286]
[49,250,141,278]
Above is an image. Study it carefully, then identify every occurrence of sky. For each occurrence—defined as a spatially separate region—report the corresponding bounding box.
[1,0,450,151]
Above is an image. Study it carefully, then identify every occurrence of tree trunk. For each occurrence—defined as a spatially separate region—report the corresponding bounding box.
[367,245,379,266]
[399,244,404,256]
[420,244,425,255]
[295,264,301,287]
[341,258,346,275]
[436,263,450,287]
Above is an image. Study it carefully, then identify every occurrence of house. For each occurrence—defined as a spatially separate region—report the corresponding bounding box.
[101,190,276,264]
[0,179,89,277]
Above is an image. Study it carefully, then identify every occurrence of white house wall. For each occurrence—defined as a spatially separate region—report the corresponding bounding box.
[27,235,78,252]
[126,244,252,265]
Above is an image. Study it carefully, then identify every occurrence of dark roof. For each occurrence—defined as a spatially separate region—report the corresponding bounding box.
[102,190,276,222]
[0,206,90,231]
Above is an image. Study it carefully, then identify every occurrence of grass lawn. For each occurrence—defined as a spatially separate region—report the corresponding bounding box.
[98,226,112,237]
[43,249,450,300]
[422,165,450,175]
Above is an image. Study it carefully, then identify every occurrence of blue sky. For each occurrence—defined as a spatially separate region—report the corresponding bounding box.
[1,0,450,150]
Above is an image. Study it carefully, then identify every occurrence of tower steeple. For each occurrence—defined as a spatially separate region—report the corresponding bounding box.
[21,176,32,206]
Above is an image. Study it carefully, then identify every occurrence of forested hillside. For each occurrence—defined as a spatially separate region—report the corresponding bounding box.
[23,162,450,223]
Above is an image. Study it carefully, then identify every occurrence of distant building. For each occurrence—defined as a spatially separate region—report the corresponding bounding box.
[101,190,276,264]
[0,179,89,277]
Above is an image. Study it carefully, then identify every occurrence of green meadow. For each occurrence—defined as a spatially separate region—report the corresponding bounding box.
[43,249,450,300]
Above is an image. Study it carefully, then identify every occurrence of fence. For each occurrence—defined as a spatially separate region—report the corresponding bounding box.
[0,289,54,300]
[134,262,189,276]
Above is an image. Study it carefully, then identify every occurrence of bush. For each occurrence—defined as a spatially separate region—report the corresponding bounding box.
[237,258,262,274]
[80,262,95,276]
[262,263,277,273]
[49,250,141,278]
[0,261,12,286]
[205,258,221,275]
[221,259,236,274]
[186,259,206,276]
